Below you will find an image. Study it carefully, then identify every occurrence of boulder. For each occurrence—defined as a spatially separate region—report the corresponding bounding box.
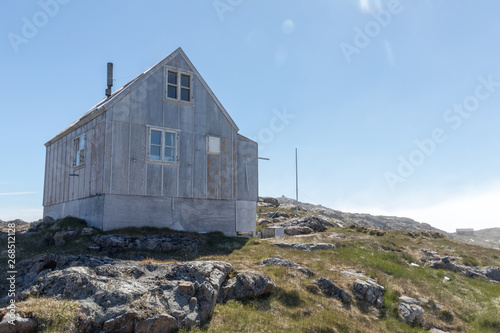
[284,225,313,236]
[352,279,385,307]
[0,313,37,333]
[53,230,78,246]
[398,296,424,326]
[81,227,96,235]
[311,277,351,303]
[273,243,336,251]
[219,272,276,302]
[428,256,500,283]
[260,197,279,207]
[259,256,314,277]
[279,216,334,233]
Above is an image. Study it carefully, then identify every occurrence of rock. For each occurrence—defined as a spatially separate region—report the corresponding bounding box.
[273,243,336,251]
[279,216,334,234]
[135,314,178,333]
[429,327,450,333]
[13,254,234,332]
[82,227,96,235]
[219,272,276,302]
[92,234,200,252]
[42,216,55,226]
[398,296,424,326]
[428,256,500,283]
[352,279,385,307]
[259,256,314,277]
[0,313,37,333]
[257,218,271,226]
[53,230,77,246]
[260,197,279,207]
[311,277,351,303]
[284,225,313,236]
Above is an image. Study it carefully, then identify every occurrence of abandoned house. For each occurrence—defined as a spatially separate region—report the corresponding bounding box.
[42,47,258,236]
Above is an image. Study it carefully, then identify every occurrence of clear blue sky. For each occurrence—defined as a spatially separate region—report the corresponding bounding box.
[2,0,500,232]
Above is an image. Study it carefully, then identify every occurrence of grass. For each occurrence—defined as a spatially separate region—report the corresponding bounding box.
[2,213,500,332]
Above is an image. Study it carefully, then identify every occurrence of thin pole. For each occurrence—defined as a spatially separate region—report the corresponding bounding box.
[295,148,299,216]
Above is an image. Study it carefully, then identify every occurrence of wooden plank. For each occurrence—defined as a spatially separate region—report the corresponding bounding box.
[146,164,162,196]
[144,71,163,126]
[83,125,92,198]
[162,165,177,197]
[178,131,193,198]
[129,124,147,195]
[103,116,113,194]
[193,86,207,135]
[220,137,233,200]
[179,105,193,133]
[163,102,179,129]
[207,154,220,199]
[111,121,130,194]
[64,138,71,202]
[193,134,206,198]
[112,94,130,122]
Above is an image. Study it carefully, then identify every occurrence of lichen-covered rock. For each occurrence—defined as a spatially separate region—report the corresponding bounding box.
[352,279,385,307]
[284,225,314,236]
[398,296,424,326]
[11,254,234,332]
[53,230,78,246]
[311,277,351,303]
[218,272,276,302]
[0,313,37,333]
[92,234,200,252]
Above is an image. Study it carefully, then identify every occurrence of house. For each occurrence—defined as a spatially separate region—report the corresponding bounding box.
[43,47,258,236]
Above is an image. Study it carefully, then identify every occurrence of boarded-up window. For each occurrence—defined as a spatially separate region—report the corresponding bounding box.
[207,136,220,154]
[148,127,178,163]
[73,134,85,167]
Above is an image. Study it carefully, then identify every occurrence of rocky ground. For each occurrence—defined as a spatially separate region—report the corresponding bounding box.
[0,198,499,332]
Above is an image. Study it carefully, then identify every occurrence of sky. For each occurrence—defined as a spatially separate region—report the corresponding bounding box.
[1,0,500,233]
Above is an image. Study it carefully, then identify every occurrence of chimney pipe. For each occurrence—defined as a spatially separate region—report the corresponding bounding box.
[105,62,113,97]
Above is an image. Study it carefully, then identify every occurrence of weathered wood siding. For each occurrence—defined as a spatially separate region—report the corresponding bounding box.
[43,114,106,207]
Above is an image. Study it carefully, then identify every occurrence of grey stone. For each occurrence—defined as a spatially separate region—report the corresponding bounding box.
[284,225,313,236]
[259,256,314,277]
[352,279,385,307]
[92,234,199,252]
[260,197,279,207]
[219,272,276,302]
[311,277,351,303]
[398,296,424,326]
[0,313,37,333]
[53,230,77,246]
[81,227,96,235]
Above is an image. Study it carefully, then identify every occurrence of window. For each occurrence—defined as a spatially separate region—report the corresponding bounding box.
[73,133,85,167]
[166,68,191,102]
[207,136,221,154]
[149,128,178,162]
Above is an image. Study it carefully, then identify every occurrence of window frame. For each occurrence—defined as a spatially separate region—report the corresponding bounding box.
[73,133,86,168]
[164,66,194,104]
[147,126,180,164]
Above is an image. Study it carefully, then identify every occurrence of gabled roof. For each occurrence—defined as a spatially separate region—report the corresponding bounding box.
[45,47,239,146]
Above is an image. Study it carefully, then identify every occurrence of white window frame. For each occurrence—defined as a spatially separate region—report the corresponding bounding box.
[147,126,179,163]
[73,133,86,168]
[165,67,194,104]
[207,136,221,155]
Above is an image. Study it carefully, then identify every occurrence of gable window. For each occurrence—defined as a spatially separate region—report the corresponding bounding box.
[73,133,86,167]
[148,127,178,162]
[207,136,221,154]
[166,68,192,102]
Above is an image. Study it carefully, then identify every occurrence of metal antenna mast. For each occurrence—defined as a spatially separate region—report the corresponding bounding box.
[295,148,299,216]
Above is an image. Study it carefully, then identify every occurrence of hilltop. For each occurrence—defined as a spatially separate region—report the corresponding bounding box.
[0,198,499,332]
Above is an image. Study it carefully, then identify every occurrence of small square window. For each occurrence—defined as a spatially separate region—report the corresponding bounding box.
[149,128,178,163]
[73,133,86,167]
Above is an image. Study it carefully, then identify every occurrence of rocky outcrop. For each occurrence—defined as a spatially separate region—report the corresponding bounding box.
[273,243,336,251]
[0,313,37,333]
[279,216,335,236]
[311,277,351,304]
[352,279,385,307]
[427,255,500,283]
[92,234,200,252]
[10,254,275,332]
[258,256,314,277]
[218,272,276,303]
[54,230,78,246]
[398,296,424,326]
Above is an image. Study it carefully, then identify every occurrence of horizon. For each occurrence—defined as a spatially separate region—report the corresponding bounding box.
[2,1,500,233]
